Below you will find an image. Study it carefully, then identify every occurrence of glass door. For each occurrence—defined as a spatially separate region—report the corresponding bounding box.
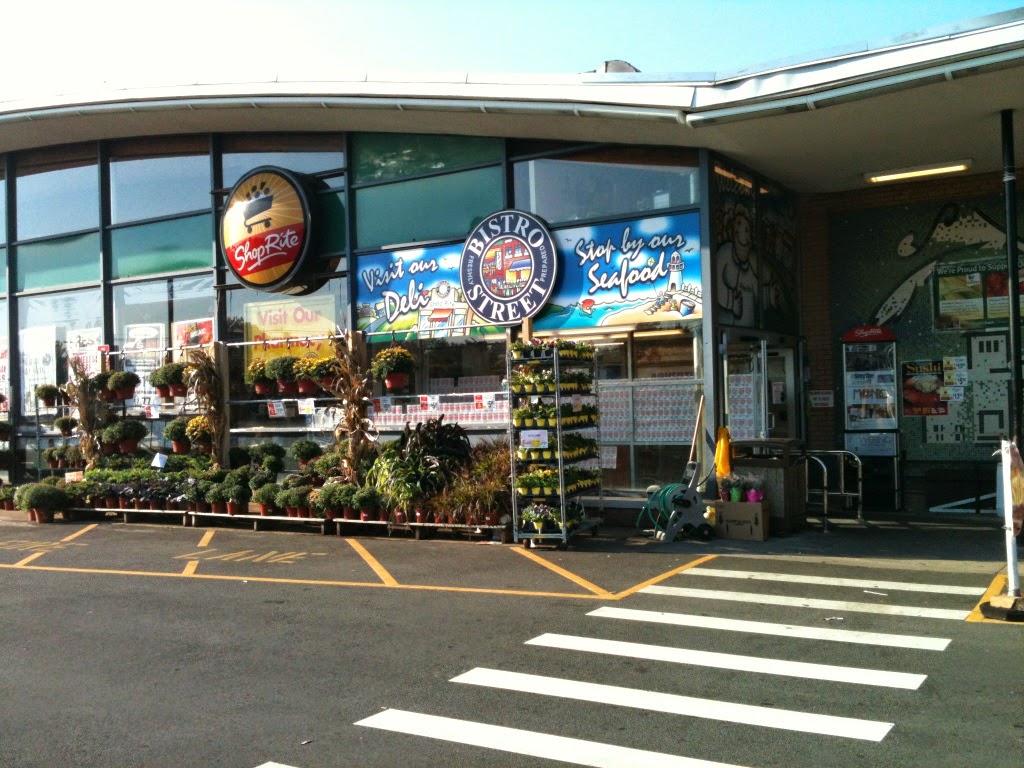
[722,333,801,441]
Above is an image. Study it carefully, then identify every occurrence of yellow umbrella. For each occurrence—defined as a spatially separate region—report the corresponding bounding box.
[714,426,732,477]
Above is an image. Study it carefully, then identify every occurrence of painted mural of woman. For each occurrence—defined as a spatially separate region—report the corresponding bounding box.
[716,203,759,326]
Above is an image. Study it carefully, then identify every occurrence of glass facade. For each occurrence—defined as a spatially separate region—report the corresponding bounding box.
[0,131,718,494]
[514,147,700,225]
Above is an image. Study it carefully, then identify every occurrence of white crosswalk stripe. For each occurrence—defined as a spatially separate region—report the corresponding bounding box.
[526,632,927,688]
[588,605,952,650]
[355,559,985,765]
[452,667,894,741]
[356,709,753,768]
[685,566,986,595]
[640,584,972,620]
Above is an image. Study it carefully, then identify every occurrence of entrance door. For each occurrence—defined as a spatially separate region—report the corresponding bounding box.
[723,335,800,440]
[765,346,797,439]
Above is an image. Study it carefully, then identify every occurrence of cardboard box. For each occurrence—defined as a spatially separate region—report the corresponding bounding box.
[712,501,768,541]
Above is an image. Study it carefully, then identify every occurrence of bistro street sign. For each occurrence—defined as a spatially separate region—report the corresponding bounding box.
[459,210,558,326]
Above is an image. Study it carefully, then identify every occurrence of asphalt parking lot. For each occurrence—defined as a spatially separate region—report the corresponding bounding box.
[0,507,1012,607]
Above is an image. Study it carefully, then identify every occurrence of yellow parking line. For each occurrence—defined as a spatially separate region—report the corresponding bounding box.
[61,524,98,543]
[512,547,612,597]
[0,561,603,598]
[346,539,398,586]
[14,551,47,567]
[613,553,719,599]
[197,530,215,548]
[182,560,200,576]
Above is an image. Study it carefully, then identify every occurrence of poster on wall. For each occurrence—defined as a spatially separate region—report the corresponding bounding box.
[934,258,1024,330]
[902,360,948,416]
[19,326,57,415]
[172,318,214,349]
[123,323,167,406]
[354,213,702,338]
[0,337,8,413]
[243,297,336,367]
[534,213,701,332]
[66,327,103,377]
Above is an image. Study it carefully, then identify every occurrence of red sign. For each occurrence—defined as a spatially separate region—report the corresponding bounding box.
[841,325,895,343]
[220,167,313,293]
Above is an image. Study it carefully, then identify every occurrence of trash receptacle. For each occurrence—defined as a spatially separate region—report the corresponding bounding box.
[730,439,806,535]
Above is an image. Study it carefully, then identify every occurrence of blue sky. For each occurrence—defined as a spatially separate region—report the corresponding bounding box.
[3,0,1021,94]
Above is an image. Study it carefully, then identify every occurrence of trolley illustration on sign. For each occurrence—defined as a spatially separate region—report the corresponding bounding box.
[243,194,274,234]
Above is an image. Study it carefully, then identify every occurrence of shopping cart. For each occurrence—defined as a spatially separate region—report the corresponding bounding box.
[243,195,274,234]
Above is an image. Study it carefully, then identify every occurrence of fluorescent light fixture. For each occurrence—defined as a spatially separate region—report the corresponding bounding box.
[633,329,687,338]
[865,160,971,184]
[713,165,753,189]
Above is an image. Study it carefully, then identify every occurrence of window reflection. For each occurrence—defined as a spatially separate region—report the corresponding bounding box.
[15,147,98,240]
[514,147,699,225]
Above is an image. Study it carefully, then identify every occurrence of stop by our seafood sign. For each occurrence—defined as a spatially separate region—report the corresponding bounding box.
[220,167,312,292]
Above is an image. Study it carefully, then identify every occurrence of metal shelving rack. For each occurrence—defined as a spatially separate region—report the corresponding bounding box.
[508,346,602,548]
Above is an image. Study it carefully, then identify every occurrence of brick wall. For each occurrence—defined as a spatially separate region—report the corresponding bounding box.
[798,170,1022,449]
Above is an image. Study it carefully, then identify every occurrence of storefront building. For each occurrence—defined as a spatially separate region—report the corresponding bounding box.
[0,10,1022,512]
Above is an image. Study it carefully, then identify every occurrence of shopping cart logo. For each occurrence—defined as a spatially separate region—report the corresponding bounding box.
[220,166,314,293]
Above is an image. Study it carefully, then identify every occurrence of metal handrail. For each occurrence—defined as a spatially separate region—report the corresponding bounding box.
[803,449,865,526]
[794,453,830,531]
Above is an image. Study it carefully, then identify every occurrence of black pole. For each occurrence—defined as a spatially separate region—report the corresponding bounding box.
[1004,109,1021,442]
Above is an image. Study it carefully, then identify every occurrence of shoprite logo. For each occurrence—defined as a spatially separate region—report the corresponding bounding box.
[459,210,557,325]
[220,166,313,293]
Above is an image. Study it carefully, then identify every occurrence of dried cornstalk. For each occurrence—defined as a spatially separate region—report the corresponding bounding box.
[323,329,378,484]
[185,345,226,469]
[63,357,103,471]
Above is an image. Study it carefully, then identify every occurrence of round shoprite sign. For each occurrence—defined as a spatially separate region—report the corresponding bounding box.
[220,166,313,293]
[459,210,557,326]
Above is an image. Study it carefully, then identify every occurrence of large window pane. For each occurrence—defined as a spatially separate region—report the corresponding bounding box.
[112,275,216,350]
[315,190,347,255]
[514,147,699,225]
[16,150,98,239]
[0,162,6,245]
[112,275,216,406]
[352,133,502,184]
[111,213,214,278]
[222,134,345,188]
[110,154,210,224]
[224,278,348,410]
[0,247,6,293]
[16,233,100,291]
[18,287,103,415]
[356,166,503,249]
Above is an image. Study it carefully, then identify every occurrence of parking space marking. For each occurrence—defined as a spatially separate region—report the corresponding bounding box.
[614,554,718,599]
[197,530,215,548]
[182,560,200,576]
[14,551,48,566]
[174,548,328,564]
[512,547,613,597]
[61,524,98,543]
[346,539,398,586]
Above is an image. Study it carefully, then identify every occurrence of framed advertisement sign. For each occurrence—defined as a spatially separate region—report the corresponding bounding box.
[842,339,897,431]
[354,212,703,339]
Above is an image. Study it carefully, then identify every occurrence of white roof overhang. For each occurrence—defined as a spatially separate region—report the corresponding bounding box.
[1,10,1022,194]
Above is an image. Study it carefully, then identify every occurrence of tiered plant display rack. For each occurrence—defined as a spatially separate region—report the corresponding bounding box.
[509,343,602,548]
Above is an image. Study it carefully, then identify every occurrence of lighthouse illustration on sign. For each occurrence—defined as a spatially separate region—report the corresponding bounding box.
[667,250,684,291]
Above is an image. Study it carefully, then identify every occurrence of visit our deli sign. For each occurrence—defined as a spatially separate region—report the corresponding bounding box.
[220,167,314,293]
[459,210,557,325]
